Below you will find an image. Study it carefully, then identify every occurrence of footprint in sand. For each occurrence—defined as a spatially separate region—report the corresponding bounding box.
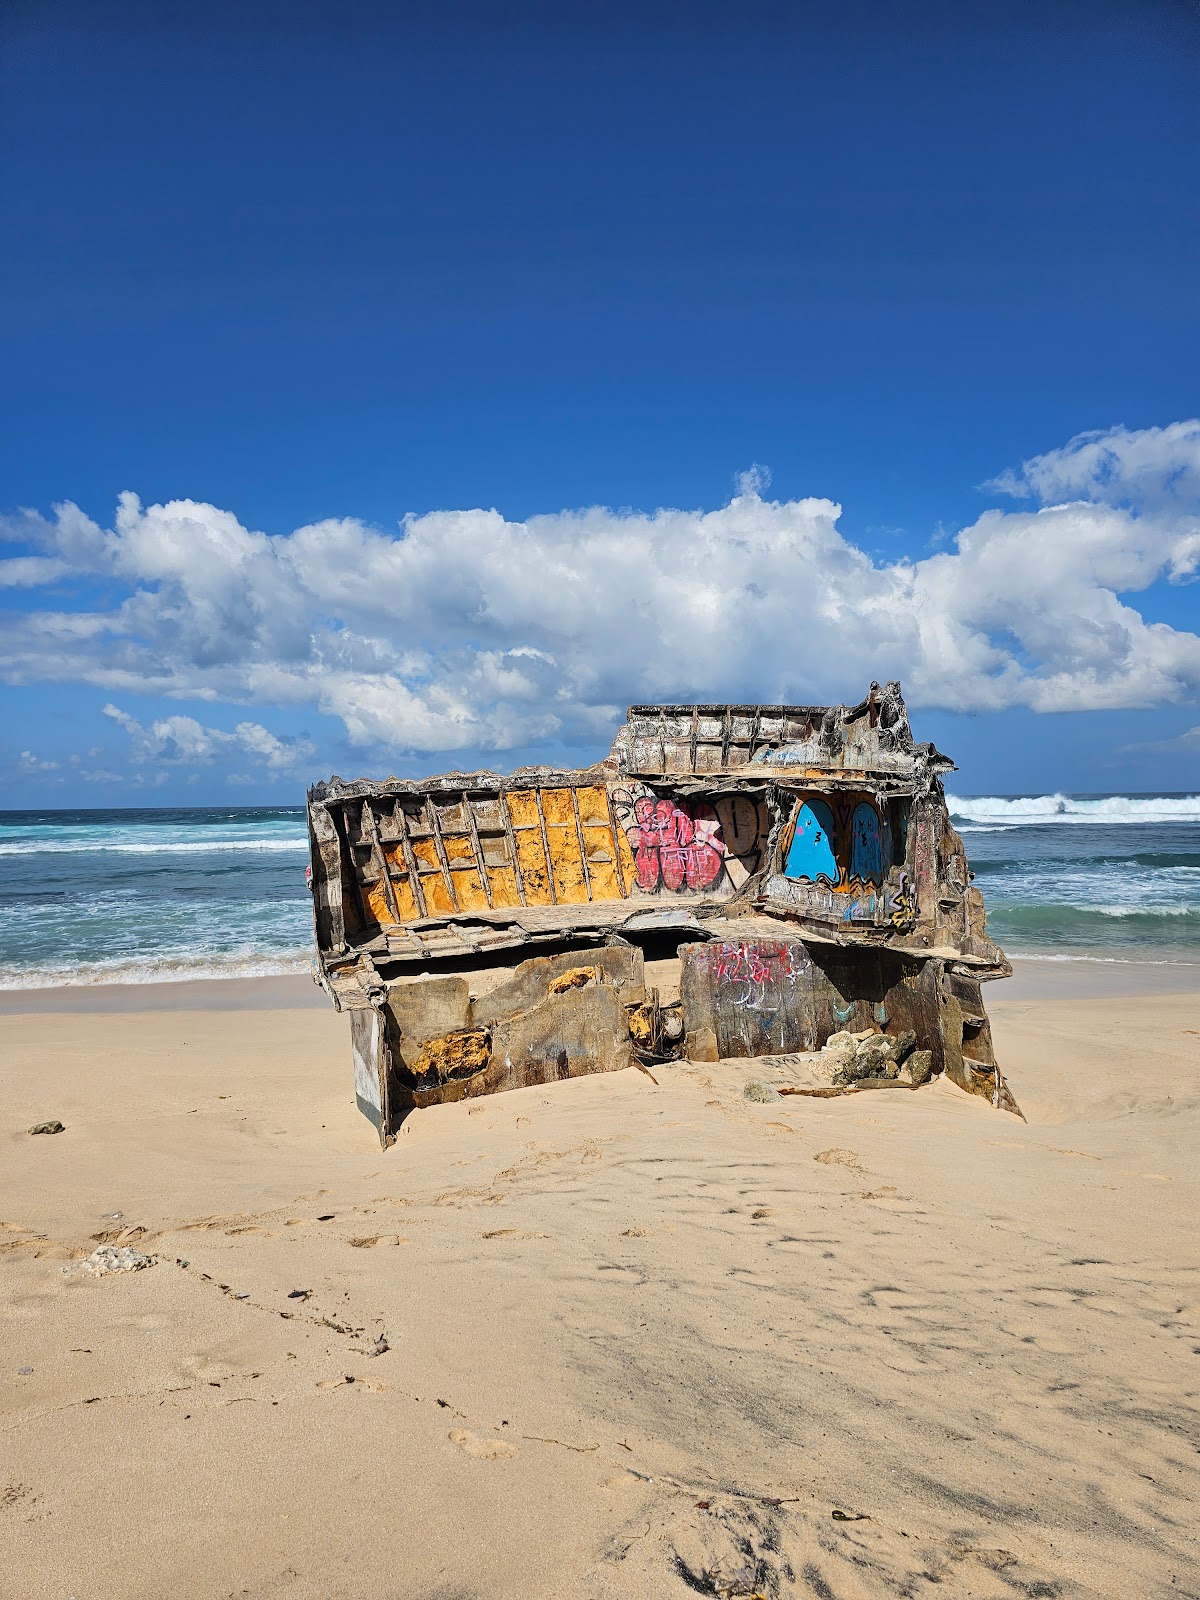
[448,1428,517,1460]
[814,1148,865,1175]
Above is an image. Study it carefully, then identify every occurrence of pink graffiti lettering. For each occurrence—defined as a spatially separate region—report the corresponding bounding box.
[707,940,803,987]
[630,797,725,893]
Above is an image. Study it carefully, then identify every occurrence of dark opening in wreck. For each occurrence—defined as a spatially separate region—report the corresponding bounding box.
[306,682,1017,1144]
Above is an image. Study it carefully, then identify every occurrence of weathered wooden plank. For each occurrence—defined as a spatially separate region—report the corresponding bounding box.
[423,796,460,912]
[569,786,593,902]
[463,797,494,909]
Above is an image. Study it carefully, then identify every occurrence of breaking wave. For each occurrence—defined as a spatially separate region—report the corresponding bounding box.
[0,837,307,856]
[947,793,1200,827]
[0,950,313,989]
[0,806,314,987]
[986,903,1200,956]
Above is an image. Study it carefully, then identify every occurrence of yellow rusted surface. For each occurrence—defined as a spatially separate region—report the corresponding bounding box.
[361,878,396,927]
[580,828,623,898]
[506,790,554,903]
[547,965,601,994]
[548,840,589,905]
[411,836,457,915]
[530,788,588,906]
[627,1001,657,1049]
[360,781,680,924]
[485,865,521,905]
[383,846,421,920]
[442,834,490,911]
[539,788,576,827]
[577,784,626,901]
[411,1029,491,1085]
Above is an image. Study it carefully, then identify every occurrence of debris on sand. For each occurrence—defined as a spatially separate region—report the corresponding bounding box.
[83,1245,155,1276]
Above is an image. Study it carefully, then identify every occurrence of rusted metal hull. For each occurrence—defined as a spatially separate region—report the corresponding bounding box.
[307,683,1017,1142]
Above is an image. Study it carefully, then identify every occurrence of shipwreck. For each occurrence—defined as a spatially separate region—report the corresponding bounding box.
[306,682,1017,1144]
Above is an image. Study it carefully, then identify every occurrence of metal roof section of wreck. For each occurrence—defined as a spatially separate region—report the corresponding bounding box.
[306,681,1019,1141]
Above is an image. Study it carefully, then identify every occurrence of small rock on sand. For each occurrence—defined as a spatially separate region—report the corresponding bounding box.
[84,1245,154,1276]
[28,1120,65,1136]
[905,1049,935,1086]
[743,1080,779,1103]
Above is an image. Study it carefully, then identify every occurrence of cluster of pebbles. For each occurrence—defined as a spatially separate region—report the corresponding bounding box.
[819,1028,934,1087]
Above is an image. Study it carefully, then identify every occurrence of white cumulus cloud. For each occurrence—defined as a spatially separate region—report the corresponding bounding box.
[1,421,1198,761]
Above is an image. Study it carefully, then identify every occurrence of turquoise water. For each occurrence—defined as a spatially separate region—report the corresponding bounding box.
[0,795,1198,986]
[0,807,312,987]
[947,793,1200,964]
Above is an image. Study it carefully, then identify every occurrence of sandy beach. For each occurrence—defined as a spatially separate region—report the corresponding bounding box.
[3,964,1199,1599]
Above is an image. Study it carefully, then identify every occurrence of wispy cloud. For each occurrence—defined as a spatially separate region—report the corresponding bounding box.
[101,705,315,772]
[1,422,1199,760]
[18,751,60,773]
[1119,724,1200,760]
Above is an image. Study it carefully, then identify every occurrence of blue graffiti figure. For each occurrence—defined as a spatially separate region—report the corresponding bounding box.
[850,801,885,884]
[784,798,838,883]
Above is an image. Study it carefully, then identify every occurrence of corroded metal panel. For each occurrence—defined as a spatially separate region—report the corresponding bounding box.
[308,681,1016,1127]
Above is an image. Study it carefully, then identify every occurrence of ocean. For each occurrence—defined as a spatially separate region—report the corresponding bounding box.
[0,795,1198,987]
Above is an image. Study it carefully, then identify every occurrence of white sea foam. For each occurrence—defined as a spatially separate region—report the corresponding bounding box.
[0,838,307,857]
[947,793,1200,826]
[0,950,313,989]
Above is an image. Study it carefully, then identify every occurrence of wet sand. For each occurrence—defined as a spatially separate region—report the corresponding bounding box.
[2,978,1199,1597]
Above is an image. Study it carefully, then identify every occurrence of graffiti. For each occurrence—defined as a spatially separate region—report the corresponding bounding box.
[608,790,725,893]
[783,798,838,883]
[783,793,890,891]
[697,940,808,1019]
[710,939,804,986]
[842,890,880,922]
[886,870,915,927]
[608,788,720,894]
[850,801,885,884]
[712,794,769,888]
[691,939,812,1046]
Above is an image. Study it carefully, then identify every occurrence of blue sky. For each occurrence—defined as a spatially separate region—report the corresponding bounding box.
[2,0,1199,804]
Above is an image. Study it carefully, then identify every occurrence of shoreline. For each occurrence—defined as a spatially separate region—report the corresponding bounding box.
[1,952,1198,1014]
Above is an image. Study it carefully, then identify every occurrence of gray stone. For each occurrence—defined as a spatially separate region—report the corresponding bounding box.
[685,1027,719,1062]
[743,1080,779,1103]
[888,1029,918,1065]
[822,1032,858,1066]
[28,1120,64,1136]
[906,1049,935,1086]
[821,1032,860,1084]
[853,1036,894,1076]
